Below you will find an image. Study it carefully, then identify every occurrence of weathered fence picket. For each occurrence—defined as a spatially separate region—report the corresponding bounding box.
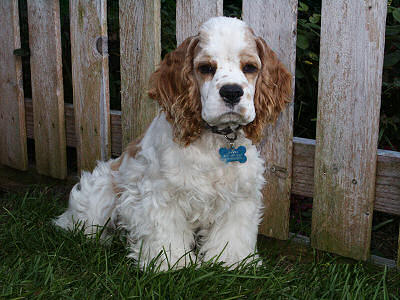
[176,0,223,45]
[242,0,298,240]
[312,0,387,260]
[27,0,67,179]
[119,0,160,148]
[70,0,110,171]
[0,0,399,267]
[0,0,27,171]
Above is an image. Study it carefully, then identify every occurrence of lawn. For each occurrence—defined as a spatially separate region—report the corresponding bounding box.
[1,187,399,299]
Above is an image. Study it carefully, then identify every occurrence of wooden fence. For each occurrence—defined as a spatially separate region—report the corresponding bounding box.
[0,0,399,267]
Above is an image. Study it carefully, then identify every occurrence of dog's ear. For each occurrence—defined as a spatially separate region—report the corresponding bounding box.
[148,36,202,146]
[243,37,292,143]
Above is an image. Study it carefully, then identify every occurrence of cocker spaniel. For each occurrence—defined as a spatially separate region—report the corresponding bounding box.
[54,16,292,270]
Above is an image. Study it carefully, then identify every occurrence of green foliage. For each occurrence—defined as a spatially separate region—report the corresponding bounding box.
[381,0,400,150]
[161,0,177,57]
[293,0,322,139]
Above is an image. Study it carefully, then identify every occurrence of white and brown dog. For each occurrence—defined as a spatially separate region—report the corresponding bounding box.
[54,17,291,270]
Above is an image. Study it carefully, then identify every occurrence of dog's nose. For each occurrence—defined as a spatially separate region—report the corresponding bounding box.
[219,84,244,106]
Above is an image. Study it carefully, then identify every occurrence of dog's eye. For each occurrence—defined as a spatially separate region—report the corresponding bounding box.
[243,64,258,73]
[198,64,216,75]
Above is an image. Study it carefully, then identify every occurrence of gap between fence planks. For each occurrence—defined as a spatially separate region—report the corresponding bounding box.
[312,0,387,261]
[27,0,67,179]
[70,0,110,172]
[176,0,223,45]
[0,0,27,171]
[243,0,298,240]
[23,99,400,218]
[119,1,160,148]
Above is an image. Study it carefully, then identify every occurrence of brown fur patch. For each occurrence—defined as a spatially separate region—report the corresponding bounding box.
[239,50,261,84]
[110,131,145,195]
[148,36,203,146]
[243,37,292,143]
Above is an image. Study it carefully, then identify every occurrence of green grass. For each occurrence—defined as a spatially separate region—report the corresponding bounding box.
[1,187,399,299]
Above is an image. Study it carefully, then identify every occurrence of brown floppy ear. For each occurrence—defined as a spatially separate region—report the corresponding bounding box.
[243,37,292,144]
[148,36,202,146]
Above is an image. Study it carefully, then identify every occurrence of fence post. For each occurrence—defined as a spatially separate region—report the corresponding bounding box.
[70,0,110,172]
[0,1,28,171]
[243,0,298,240]
[176,0,223,45]
[27,0,67,179]
[119,0,160,148]
[312,0,387,260]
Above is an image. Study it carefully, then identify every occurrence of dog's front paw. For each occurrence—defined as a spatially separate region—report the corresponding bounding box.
[201,245,259,269]
[129,246,196,271]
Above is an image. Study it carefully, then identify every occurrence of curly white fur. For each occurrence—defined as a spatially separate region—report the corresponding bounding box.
[54,113,265,269]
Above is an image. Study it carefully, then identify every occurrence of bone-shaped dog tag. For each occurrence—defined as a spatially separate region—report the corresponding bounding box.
[219,146,247,163]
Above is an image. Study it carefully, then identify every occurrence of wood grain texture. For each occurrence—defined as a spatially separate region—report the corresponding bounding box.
[243,0,298,240]
[292,137,315,198]
[27,0,67,179]
[374,149,400,215]
[312,0,387,260]
[0,0,27,170]
[119,0,160,148]
[291,138,400,216]
[70,0,110,172]
[176,0,223,44]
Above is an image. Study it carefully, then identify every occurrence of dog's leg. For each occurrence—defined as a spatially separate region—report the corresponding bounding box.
[199,199,262,267]
[118,197,195,270]
[53,161,117,238]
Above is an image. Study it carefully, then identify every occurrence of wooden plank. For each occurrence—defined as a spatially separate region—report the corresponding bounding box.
[375,149,400,215]
[27,0,67,179]
[292,138,400,216]
[119,0,160,148]
[176,0,223,44]
[70,0,110,171]
[312,0,387,260]
[25,100,121,157]
[292,137,315,198]
[243,0,298,240]
[0,1,27,170]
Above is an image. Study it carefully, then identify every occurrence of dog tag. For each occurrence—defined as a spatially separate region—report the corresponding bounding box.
[219,146,247,163]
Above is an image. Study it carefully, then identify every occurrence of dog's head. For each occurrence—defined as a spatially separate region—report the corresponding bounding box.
[149,16,292,146]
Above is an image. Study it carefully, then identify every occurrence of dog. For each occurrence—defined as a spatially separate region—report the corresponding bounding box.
[54,16,291,270]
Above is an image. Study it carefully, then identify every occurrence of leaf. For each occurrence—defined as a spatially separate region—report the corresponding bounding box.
[383,50,400,67]
[307,23,321,31]
[372,219,394,231]
[393,8,400,23]
[298,2,309,12]
[309,14,321,24]
[308,51,319,61]
[297,34,309,50]
[385,25,400,36]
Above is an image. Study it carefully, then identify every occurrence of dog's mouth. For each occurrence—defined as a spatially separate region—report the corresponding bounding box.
[205,112,249,129]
